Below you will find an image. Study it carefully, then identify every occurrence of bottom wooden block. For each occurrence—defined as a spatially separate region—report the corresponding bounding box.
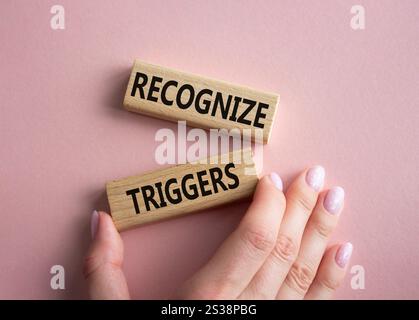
[106,148,258,231]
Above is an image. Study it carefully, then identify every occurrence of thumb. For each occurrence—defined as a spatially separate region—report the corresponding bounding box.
[84,210,130,299]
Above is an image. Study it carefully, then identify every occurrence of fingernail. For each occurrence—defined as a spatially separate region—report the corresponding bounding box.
[335,242,353,268]
[91,210,99,240]
[305,166,325,191]
[269,172,283,191]
[323,186,345,215]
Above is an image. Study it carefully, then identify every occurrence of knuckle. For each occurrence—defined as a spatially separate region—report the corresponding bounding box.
[271,234,298,263]
[241,227,276,256]
[83,253,122,280]
[310,218,335,240]
[285,261,316,294]
[83,255,99,279]
[318,276,341,291]
[288,190,315,214]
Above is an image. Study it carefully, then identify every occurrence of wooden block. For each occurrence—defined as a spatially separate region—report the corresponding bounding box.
[106,148,258,231]
[123,60,280,144]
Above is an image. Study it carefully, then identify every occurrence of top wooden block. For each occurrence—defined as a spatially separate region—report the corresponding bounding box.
[123,60,280,144]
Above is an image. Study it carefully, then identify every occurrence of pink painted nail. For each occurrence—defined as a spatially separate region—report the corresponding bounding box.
[91,210,99,240]
[305,166,325,191]
[269,172,283,191]
[335,242,353,268]
[323,186,345,215]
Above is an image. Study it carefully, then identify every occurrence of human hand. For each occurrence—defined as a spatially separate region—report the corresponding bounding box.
[84,166,352,299]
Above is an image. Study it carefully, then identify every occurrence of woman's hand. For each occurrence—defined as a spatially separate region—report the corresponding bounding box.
[84,166,352,299]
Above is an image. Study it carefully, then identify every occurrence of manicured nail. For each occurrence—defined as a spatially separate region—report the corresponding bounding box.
[305,166,325,191]
[269,172,283,191]
[323,186,345,215]
[91,210,99,240]
[335,242,353,268]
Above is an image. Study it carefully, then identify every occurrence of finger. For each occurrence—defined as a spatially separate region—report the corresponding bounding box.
[177,174,286,299]
[305,242,353,300]
[84,210,130,300]
[276,187,344,299]
[239,166,324,299]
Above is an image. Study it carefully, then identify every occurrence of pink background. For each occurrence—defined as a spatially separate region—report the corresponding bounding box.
[1,0,418,299]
